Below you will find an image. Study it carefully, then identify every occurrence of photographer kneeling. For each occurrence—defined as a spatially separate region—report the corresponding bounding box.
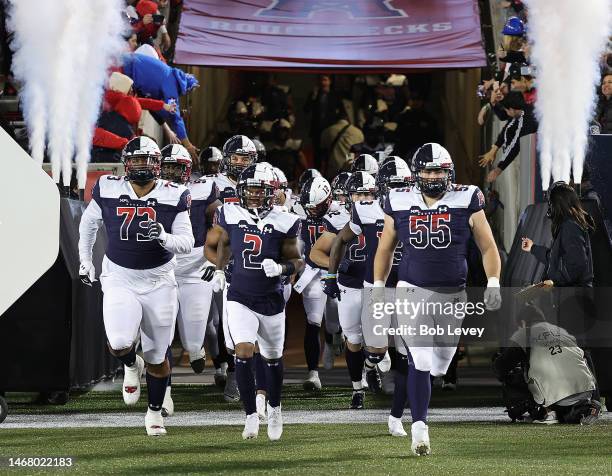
[494,305,600,424]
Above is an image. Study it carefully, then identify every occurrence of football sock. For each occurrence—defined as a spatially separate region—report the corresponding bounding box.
[212,356,222,370]
[264,358,284,407]
[116,346,136,368]
[345,348,365,387]
[166,347,173,387]
[235,357,257,415]
[304,322,321,371]
[389,347,398,371]
[146,371,169,412]
[407,352,431,423]
[391,353,409,419]
[227,354,236,373]
[254,352,267,392]
[324,329,333,345]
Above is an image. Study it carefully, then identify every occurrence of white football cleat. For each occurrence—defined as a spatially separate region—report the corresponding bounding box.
[145,409,167,436]
[162,386,174,417]
[388,415,407,437]
[378,350,391,373]
[267,403,283,441]
[303,370,322,391]
[223,372,240,402]
[123,354,145,405]
[411,421,431,456]
[256,393,267,421]
[242,413,260,440]
[322,343,334,370]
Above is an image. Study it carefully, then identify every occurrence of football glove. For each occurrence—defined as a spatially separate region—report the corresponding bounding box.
[322,274,341,300]
[201,263,216,282]
[262,258,283,278]
[212,270,226,293]
[147,221,167,242]
[484,277,502,311]
[79,260,96,286]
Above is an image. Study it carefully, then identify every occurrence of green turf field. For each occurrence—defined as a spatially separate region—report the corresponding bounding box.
[1,423,611,475]
[3,384,502,414]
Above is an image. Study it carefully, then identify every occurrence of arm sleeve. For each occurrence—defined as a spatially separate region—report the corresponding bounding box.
[164,110,187,140]
[494,120,511,148]
[162,210,194,255]
[468,187,486,214]
[530,244,549,265]
[149,110,166,126]
[137,97,165,111]
[92,128,129,150]
[78,198,103,263]
[496,115,524,171]
[286,217,301,239]
[492,103,509,121]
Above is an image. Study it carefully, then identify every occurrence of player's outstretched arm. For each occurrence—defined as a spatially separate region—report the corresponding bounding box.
[280,237,305,277]
[470,210,501,281]
[328,224,356,274]
[471,210,502,310]
[373,214,398,285]
[204,225,223,264]
[78,199,103,265]
[309,231,336,269]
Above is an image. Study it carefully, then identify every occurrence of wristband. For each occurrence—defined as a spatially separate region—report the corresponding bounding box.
[324,273,337,279]
[281,261,296,276]
[487,277,500,288]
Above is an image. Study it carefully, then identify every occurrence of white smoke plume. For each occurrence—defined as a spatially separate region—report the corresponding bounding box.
[8,0,126,187]
[525,0,611,190]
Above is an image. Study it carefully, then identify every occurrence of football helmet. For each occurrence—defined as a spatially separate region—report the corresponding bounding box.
[298,168,322,193]
[200,146,222,163]
[161,144,192,184]
[376,157,412,205]
[252,139,267,162]
[351,153,379,176]
[222,135,258,180]
[346,171,377,210]
[122,136,161,185]
[300,176,332,218]
[330,171,351,204]
[272,167,290,205]
[237,163,277,218]
[412,143,454,197]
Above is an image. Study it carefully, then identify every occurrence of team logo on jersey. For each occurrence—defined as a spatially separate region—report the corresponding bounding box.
[256,0,407,19]
[262,224,274,234]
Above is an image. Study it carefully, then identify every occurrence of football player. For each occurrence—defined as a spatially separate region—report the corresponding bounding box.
[206,163,303,441]
[323,159,412,435]
[294,175,341,390]
[373,143,502,455]
[207,135,259,402]
[78,136,194,436]
[351,153,379,177]
[200,146,223,176]
[310,172,374,409]
[160,144,221,415]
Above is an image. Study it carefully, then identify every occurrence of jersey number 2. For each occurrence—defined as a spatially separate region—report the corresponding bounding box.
[242,233,263,269]
[117,206,156,241]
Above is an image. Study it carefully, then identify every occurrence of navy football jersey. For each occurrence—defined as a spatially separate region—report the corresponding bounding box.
[211,173,239,204]
[92,175,191,270]
[349,200,402,287]
[301,215,327,269]
[218,204,300,315]
[187,178,218,247]
[384,185,486,288]
[323,207,366,289]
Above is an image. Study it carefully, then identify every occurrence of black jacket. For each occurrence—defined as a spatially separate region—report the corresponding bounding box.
[494,110,538,170]
[531,219,594,287]
[597,96,612,134]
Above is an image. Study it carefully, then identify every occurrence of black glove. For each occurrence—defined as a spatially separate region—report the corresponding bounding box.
[201,265,216,282]
[322,274,341,300]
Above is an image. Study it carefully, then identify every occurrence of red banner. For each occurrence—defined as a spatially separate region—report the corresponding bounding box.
[175,0,486,71]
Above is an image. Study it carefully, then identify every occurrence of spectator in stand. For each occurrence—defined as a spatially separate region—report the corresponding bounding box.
[264,118,307,186]
[500,0,526,20]
[304,74,342,169]
[509,63,537,106]
[91,72,176,162]
[121,52,200,162]
[597,72,612,134]
[349,115,393,163]
[261,74,293,123]
[320,109,364,179]
[132,0,172,54]
[478,91,538,182]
